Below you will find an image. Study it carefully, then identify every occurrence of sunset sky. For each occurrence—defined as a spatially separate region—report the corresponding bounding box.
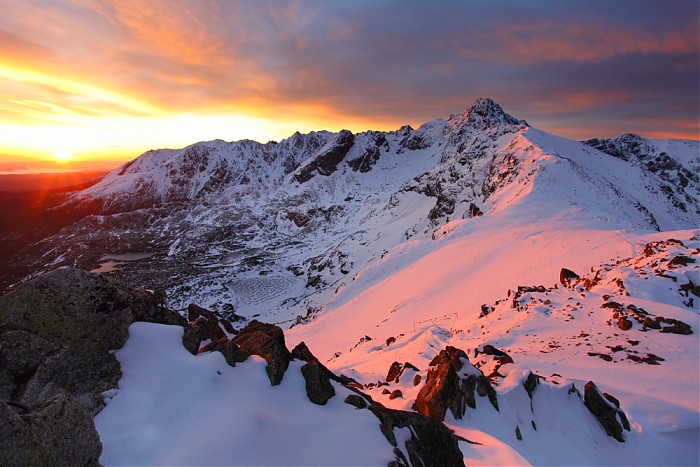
[0,0,697,169]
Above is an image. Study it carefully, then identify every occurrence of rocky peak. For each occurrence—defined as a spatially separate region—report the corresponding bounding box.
[449,98,527,131]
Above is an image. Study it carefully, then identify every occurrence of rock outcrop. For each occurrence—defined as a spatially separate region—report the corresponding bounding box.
[415,346,498,420]
[0,268,185,415]
[232,320,291,385]
[370,404,464,467]
[0,268,185,464]
[0,391,102,466]
[583,381,631,442]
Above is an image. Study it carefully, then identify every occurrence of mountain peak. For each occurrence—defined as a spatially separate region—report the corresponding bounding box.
[450,97,527,130]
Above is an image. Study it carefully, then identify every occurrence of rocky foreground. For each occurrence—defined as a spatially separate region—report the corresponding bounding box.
[0,267,650,466]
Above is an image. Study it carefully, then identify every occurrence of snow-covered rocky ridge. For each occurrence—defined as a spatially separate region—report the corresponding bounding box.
[10,98,699,322]
[1,98,698,465]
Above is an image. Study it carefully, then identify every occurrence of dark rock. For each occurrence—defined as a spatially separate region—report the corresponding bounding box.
[370,404,464,467]
[386,361,404,383]
[291,341,316,362]
[0,391,101,466]
[199,338,249,367]
[668,255,696,267]
[515,425,522,440]
[386,361,419,384]
[560,268,580,287]
[301,359,336,405]
[660,318,693,335]
[294,130,355,182]
[182,315,226,355]
[587,352,613,362]
[232,320,291,386]
[187,303,217,322]
[0,268,185,416]
[413,374,422,386]
[468,202,483,217]
[344,394,368,409]
[523,372,541,399]
[382,388,391,395]
[583,381,630,442]
[617,317,633,331]
[482,344,515,366]
[389,389,403,400]
[415,346,497,420]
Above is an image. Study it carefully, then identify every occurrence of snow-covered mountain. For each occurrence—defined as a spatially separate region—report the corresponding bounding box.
[1,98,698,465]
[10,98,698,319]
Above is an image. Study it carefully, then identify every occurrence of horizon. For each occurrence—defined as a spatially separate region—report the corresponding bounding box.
[0,1,698,167]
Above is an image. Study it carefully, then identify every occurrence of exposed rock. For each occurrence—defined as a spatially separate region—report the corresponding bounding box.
[294,130,355,182]
[291,341,316,362]
[199,338,249,367]
[617,316,633,331]
[232,320,291,385]
[369,404,464,467]
[523,372,541,399]
[386,361,420,384]
[413,374,422,386]
[660,318,693,335]
[389,389,403,400]
[0,391,101,466]
[301,359,336,405]
[0,268,185,415]
[182,314,227,355]
[583,381,630,442]
[344,394,368,409]
[560,268,580,287]
[415,346,498,420]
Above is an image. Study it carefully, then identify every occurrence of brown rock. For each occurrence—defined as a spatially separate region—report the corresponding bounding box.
[617,317,633,331]
[232,320,291,385]
[560,268,580,287]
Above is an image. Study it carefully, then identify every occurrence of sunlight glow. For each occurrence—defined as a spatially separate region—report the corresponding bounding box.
[54,149,72,162]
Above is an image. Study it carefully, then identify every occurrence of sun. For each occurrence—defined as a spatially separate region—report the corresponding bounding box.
[54,149,72,162]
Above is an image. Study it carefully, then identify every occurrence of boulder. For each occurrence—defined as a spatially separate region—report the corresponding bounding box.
[182,315,227,355]
[344,394,368,409]
[386,361,419,383]
[617,316,633,331]
[0,391,101,466]
[560,268,580,287]
[291,341,316,362]
[415,346,498,420]
[300,359,336,405]
[583,381,630,442]
[369,404,464,467]
[232,320,291,385]
[386,361,404,383]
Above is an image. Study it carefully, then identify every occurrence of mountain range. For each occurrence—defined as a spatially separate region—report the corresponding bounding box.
[0,98,698,465]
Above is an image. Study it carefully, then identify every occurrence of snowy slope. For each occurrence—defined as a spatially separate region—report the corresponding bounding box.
[13,99,698,323]
[18,97,696,465]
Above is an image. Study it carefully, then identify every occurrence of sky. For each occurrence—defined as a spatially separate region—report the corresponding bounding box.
[0,0,697,169]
